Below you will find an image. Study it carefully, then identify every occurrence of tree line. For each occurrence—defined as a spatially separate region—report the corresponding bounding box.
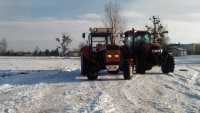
[0,34,77,56]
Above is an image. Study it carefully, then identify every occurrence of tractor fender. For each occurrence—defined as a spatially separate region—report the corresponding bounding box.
[81,46,101,69]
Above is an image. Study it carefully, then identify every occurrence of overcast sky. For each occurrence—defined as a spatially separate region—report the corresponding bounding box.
[0,0,200,51]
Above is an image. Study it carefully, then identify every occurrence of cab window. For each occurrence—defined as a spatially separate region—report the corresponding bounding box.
[124,36,133,47]
[134,33,151,45]
[143,34,151,43]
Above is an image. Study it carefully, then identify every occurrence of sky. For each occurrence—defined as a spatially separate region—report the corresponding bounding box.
[0,0,200,51]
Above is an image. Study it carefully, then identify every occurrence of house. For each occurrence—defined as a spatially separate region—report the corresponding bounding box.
[192,43,200,54]
[171,47,187,56]
[168,44,187,56]
[168,43,200,56]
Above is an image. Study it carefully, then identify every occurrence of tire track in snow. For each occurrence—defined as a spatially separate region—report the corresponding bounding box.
[95,76,138,113]
[172,65,200,112]
[171,65,199,89]
[186,66,200,87]
[187,66,200,86]
[79,81,116,113]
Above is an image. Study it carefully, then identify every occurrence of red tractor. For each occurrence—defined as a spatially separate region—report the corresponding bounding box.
[81,28,131,80]
[121,17,175,74]
[121,30,174,74]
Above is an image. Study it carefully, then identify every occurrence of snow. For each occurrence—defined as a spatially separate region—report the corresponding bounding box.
[0,56,200,113]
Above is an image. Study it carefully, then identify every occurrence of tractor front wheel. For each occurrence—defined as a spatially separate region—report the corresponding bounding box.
[161,53,175,74]
[81,55,88,75]
[87,65,98,80]
[123,62,131,80]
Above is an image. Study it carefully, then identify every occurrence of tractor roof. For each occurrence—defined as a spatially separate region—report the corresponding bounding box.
[89,28,113,37]
[90,32,112,37]
[124,29,150,37]
[89,28,112,33]
[134,31,150,36]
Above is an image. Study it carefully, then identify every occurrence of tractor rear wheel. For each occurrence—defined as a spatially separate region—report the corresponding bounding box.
[161,53,175,74]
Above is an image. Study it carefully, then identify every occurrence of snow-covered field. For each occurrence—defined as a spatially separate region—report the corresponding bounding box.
[0,56,200,113]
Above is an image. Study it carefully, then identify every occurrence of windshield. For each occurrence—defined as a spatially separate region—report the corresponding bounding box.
[124,36,133,47]
[91,36,112,47]
[134,33,151,45]
[92,37,106,46]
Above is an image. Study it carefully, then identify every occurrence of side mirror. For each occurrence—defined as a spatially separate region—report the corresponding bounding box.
[82,33,86,39]
[120,33,124,38]
[123,40,125,44]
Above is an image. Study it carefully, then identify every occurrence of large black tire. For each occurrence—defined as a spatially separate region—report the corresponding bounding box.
[161,53,175,74]
[120,47,131,80]
[136,56,146,74]
[123,62,131,80]
[87,65,98,80]
[81,55,87,75]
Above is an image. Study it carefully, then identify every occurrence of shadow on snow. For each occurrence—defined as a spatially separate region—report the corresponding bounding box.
[0,69,125,86]
[0,69,81,85]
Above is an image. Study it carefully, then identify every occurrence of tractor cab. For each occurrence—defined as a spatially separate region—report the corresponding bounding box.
[123,30,153,57]
[86,28,113,52]
[124,30,151,47]
[133,31,152,46]
[124,29,164,54]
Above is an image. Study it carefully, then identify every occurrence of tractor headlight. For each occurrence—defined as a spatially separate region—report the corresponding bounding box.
[107,54,112,58]
[114,54,119,58]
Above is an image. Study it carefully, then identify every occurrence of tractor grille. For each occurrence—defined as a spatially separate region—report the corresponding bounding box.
[106,50,120,65]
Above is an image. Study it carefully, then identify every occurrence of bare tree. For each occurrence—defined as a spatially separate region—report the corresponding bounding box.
[0,38,7,54]
[56,34,72,56]
[103,1,125,44]
[33,46,41,56]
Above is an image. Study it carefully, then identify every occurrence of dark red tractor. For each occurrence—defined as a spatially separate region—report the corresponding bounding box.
[81,28,131,80]
[121,29,175,74]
